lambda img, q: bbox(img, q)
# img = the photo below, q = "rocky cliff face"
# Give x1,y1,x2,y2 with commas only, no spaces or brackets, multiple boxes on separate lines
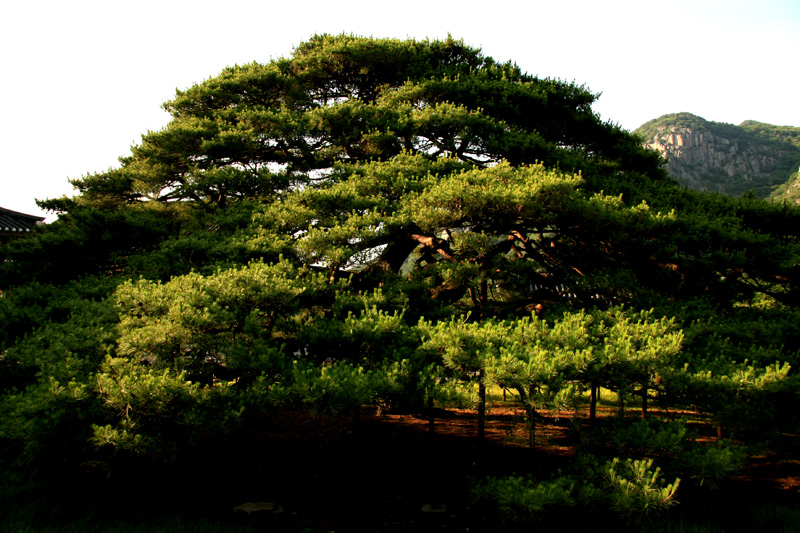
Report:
635,113,800,199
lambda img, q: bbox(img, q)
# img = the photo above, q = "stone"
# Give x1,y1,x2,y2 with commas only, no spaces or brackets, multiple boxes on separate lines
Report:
421,503,447,513
233,502,281,514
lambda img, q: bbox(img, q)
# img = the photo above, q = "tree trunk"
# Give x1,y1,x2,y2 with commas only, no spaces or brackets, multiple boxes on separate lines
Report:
428,395,435,436
527,409,536,448
477,369,486,441
477,257,488,441
589,382,598,425
380,236,423,273
523,386,537,448
353,404,361,434
479,278,488,320
641,386,648,419
427,394,436,506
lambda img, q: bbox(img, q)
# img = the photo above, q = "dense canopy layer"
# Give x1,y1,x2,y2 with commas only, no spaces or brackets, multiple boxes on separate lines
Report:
2,38,800,519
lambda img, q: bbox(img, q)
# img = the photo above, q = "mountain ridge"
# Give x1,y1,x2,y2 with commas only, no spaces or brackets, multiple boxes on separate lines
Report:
635,112,800,201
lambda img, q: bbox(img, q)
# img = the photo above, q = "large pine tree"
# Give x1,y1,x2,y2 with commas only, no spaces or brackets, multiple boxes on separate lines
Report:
1,37,799,506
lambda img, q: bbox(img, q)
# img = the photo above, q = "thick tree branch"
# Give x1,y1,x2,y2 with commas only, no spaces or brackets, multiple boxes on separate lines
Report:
410,233,456,262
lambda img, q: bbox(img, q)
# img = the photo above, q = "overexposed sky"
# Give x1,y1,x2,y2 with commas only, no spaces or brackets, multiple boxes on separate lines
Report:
2,0,798,219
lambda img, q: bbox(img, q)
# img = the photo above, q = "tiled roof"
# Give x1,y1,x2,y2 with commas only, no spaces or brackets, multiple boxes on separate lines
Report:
0,207,45,233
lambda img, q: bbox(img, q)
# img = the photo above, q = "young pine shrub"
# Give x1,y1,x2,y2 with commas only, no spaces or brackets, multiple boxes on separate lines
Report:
673,441,746,490
472,475,577,524
601,457,681,523
473,457,680,527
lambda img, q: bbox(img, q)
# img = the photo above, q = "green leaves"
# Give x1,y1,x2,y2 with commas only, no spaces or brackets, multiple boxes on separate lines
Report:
2,35,800,509
601,458,680,521
473,475,577,523
287,360,376,414
474,458,680,525
62,32,667,218
404,162,583,232
115,259,317,373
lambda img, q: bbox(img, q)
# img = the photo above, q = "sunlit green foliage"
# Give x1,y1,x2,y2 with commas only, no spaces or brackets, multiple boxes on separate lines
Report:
474,457,680,525
1,34,800,529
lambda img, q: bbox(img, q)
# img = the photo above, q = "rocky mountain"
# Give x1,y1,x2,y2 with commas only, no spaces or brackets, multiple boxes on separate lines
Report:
635,113,800,201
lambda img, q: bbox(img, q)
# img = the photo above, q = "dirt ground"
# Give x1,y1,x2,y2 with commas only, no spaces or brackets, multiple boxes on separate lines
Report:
69,402,800,532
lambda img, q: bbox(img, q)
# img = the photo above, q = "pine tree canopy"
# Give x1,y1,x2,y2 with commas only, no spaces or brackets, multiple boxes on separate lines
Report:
13,34,799,308
2,35,800,478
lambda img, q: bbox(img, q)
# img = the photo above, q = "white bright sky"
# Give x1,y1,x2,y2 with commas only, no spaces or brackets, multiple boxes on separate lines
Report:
2,0,798,220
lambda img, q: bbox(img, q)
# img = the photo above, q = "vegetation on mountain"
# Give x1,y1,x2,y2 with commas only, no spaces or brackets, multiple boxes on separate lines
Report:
740,120,800,149
635,112,800,199
2,35,800,530
746,118,800,201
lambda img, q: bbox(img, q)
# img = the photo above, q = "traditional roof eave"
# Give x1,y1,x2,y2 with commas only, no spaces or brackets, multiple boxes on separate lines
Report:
0,206,45,234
